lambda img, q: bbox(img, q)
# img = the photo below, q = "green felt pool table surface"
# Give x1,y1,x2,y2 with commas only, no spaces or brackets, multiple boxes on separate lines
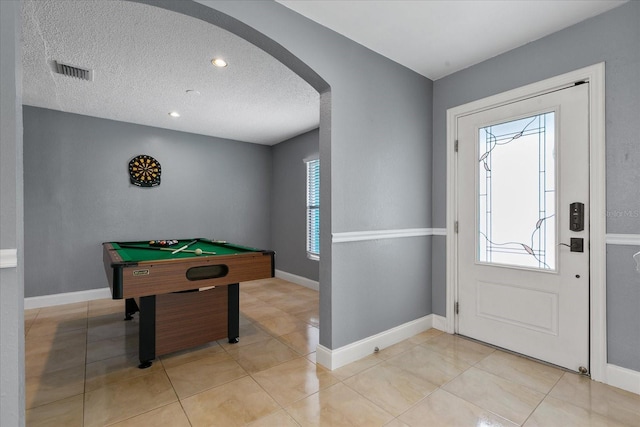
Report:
110,238,263,262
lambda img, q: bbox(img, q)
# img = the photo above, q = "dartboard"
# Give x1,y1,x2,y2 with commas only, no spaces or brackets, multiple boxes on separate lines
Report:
129,155,161,187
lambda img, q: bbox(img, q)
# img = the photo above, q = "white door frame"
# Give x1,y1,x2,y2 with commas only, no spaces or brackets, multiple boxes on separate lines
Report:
445,63,606,382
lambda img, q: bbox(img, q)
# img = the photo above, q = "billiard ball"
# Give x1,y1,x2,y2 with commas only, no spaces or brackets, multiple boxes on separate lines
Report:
194,248,203,255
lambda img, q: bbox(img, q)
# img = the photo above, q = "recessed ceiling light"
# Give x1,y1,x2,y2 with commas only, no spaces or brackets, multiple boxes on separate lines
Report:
169,111,180,118
211,58,228,68
185,89,201,95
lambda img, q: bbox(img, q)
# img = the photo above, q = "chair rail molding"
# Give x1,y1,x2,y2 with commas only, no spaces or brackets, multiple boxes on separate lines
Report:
0,249,17,269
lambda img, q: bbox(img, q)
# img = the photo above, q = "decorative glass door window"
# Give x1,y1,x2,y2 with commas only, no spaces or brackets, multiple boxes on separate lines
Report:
478,112,556,270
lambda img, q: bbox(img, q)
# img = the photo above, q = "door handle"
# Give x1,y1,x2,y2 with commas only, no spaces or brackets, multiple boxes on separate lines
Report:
560,238,584,253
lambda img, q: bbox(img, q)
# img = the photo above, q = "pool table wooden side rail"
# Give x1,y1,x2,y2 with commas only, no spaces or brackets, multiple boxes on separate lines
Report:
102,242,275,298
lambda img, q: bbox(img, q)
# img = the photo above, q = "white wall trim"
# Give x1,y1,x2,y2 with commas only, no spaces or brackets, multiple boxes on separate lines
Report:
604,363,640,395
0,249,17,269
275,269,319,292
430,228,447,236
431,314,448,332
332,228,446,243
315,344,334,370
606,234,640,246
446,63,608,381
316,314,434,370
587,62,608,384
24,287,112,309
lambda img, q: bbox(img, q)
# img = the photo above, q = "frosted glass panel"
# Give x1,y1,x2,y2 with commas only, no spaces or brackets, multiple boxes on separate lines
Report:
478,112,556,270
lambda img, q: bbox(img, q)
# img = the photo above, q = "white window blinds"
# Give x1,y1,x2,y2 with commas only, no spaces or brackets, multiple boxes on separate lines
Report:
306,159,320,260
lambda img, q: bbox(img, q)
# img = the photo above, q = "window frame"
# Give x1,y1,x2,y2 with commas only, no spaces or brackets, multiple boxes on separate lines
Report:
305,157,320,261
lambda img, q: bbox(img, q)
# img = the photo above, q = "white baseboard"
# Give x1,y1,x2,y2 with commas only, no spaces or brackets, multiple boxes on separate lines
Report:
24,287,112,309
316,314,434,370
431,314,448,332
275,269,319,292
605,363,640,395
29,285,638,396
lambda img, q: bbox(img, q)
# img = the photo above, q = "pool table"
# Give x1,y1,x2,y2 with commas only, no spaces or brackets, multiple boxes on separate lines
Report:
102,238,275,368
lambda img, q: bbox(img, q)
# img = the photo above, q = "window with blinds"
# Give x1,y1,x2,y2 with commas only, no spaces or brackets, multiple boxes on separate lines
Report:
306,158,320,260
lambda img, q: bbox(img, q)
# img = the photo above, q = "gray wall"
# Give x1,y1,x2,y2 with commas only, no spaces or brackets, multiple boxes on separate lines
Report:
23,106,272,297
607,245,640,372
0,1,25,425
191,0,434,348
271,129,319,282
431,1,640,371
24,0,435,351
4,0,638,418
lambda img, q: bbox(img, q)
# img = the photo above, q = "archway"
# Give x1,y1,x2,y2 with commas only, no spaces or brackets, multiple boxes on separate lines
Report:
127,0,333,352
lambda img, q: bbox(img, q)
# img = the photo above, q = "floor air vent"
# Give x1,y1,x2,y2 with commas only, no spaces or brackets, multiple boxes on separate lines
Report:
54,61,93,81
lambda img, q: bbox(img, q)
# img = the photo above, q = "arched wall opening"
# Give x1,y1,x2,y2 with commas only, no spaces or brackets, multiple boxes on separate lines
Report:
129,0,436,358
128,0,335,350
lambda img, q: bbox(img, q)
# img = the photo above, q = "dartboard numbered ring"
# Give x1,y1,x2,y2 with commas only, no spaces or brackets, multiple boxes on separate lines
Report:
129,155,161,187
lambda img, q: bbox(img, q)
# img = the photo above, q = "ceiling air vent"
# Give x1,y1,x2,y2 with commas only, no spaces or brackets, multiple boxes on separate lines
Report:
54,61,93,81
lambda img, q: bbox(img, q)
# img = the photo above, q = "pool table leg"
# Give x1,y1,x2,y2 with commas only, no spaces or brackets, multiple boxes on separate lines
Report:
138,295,156,369
124,298,139,321
228,283,239,343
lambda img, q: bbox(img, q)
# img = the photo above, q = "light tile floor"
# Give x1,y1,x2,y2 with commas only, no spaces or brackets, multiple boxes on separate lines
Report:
25,278,640,426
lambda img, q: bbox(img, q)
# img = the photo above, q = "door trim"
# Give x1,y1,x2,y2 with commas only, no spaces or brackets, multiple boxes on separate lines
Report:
445,63,606,381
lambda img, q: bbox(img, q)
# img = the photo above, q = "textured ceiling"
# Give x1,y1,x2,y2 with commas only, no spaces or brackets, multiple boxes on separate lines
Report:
22,1,626,145
21,0,320,145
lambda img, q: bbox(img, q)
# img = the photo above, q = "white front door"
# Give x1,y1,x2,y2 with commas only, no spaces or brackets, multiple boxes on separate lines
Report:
456,83,590,372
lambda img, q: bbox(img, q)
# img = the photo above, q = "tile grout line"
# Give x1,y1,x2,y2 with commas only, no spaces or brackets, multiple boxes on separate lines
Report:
517,373,566,427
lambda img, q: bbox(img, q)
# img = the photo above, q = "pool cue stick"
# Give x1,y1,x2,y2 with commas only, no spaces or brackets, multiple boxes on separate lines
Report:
160,247,216,255
167,248,216,255
118,244,165,251
171,239,198,254
118,244,216,255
